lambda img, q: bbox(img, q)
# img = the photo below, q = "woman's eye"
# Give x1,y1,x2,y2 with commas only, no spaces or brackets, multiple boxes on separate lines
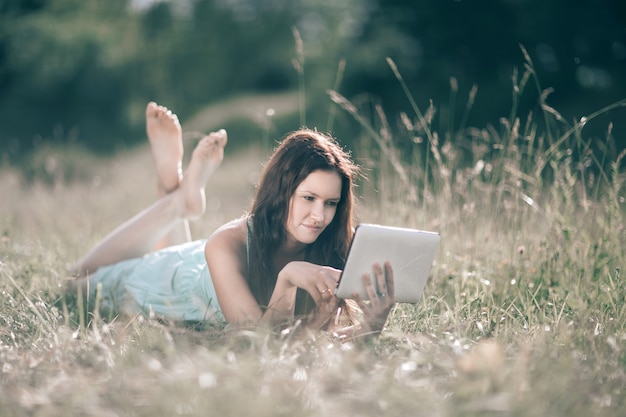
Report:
304,196,315,201
326,201,338,207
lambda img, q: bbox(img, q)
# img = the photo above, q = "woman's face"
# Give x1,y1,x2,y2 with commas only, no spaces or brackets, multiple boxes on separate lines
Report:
285,169,342,246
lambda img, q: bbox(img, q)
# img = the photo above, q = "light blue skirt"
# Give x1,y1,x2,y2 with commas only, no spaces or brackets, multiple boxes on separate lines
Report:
88,240,224,322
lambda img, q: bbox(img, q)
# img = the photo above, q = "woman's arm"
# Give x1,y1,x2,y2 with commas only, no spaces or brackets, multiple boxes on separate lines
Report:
205,218,341,327
263,261,341,325
205,219,263,326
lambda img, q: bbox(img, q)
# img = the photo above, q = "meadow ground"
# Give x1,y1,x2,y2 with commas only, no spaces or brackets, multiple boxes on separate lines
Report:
1,89,625,416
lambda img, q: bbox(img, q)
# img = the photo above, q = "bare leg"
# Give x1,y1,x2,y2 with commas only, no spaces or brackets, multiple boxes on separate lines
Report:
146,102,191,248
69,130,228,277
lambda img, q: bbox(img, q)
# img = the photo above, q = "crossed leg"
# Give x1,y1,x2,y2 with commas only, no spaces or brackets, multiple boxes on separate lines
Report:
69,128,228,278
145,102,190,248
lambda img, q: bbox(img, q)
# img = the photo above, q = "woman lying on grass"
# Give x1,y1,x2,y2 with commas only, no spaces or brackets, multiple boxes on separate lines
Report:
68,102,394,340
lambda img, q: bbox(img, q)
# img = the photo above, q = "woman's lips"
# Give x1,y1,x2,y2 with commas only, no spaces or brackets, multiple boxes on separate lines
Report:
302,224,321,233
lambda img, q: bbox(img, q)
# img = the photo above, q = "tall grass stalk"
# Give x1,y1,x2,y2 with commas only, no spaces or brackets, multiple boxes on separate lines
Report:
292,26,306,127
326,58,346,133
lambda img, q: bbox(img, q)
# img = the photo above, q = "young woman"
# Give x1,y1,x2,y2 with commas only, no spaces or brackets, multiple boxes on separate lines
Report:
69,102,394,339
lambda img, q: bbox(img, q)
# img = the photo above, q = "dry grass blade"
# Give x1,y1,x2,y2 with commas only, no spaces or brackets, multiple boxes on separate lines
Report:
4,268,59,345
544,98,626,160
327,89,410,186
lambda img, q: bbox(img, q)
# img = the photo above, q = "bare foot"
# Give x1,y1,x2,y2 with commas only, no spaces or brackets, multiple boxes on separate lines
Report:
146,102,184,194
179,130,228,219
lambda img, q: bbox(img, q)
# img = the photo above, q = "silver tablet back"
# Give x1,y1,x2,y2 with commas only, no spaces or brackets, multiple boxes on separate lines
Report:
334,224,440,303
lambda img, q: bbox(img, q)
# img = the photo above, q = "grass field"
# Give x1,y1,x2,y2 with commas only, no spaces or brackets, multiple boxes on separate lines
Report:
1,68,625,415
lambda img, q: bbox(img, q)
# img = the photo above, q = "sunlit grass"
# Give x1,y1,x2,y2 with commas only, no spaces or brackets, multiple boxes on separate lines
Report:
1,55,625,415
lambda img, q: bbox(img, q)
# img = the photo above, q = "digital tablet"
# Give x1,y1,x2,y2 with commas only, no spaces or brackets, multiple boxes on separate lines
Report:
334,224,440,303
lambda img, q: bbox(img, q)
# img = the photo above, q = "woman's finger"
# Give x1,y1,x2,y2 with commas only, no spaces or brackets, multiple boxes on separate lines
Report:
304,266,339,306
315,283,340,312
304,284,325,306
319,287,333,295
352,291,368,311
374,262,388,299
312,295,339,327
319,287,334,301
362,272,379,305
320,267,340,292
384,261,395,301
318,268,338,304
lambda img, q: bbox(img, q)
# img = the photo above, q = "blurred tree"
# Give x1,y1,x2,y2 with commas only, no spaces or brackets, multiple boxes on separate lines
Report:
0,0,624,162
329,0,626,150
0,0,304,158
0,0,140,154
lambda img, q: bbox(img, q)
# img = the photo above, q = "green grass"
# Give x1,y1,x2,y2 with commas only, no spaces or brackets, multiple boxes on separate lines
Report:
1,59,625,415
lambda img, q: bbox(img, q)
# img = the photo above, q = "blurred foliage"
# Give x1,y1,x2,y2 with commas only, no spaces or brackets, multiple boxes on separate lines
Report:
0,0,625,162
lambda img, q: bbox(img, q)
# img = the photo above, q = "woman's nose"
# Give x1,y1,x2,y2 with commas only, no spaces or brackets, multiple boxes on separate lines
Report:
310,202,324,222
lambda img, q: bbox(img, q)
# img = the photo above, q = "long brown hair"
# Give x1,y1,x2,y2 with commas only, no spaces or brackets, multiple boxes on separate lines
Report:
247,129,359,311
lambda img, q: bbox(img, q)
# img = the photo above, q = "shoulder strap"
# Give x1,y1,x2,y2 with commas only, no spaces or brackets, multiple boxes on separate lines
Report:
246,216,253,271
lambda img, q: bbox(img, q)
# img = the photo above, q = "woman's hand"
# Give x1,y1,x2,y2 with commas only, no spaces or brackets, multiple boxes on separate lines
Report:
278,261,341,306
264,261,341,325
352,261,395,336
